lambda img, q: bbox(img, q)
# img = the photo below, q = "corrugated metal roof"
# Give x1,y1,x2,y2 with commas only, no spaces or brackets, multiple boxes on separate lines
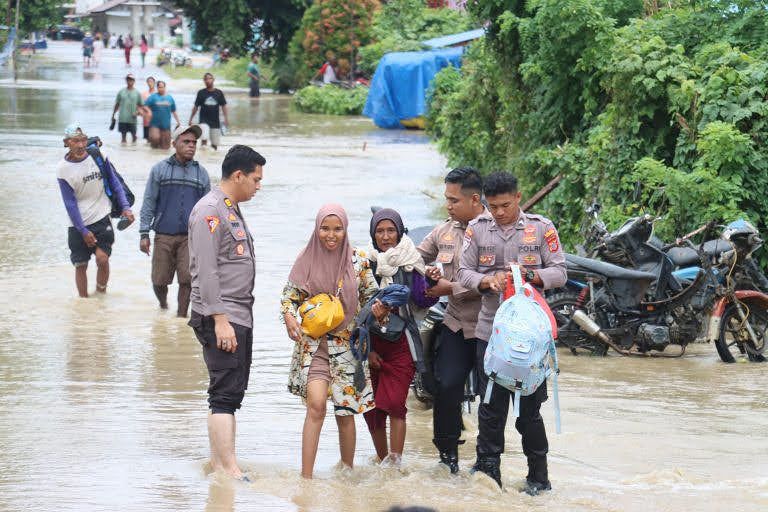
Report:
88,0,128,13
422,28,485,49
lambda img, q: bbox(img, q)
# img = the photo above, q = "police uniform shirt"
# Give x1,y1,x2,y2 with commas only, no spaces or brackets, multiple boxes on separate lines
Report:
417,213,487,340
457,210,567,342
188,188,255,328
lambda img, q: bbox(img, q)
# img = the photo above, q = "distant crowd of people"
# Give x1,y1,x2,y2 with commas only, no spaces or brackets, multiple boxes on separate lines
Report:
111,72,227,150
82,32,149,68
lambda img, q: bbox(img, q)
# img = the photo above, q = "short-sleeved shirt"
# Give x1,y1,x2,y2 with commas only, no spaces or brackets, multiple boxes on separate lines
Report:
115,88,143,124
247,62,260,79
189,188,255,328
56,150,113,226
417,212,487,340
145,93,176,130
194,88,227,128
457,210,567,342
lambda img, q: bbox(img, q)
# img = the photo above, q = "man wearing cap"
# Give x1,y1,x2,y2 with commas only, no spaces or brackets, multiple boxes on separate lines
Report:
188,144,266,480
56,123,134,297
139,125,210,317
112,74,144,144
145,81,181,150
189,73,228,150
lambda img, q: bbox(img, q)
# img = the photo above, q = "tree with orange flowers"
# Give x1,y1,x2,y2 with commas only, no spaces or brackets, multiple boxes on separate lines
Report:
289,0,381,84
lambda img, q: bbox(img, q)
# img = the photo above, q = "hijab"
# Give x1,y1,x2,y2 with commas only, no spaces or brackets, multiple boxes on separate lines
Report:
288,204,359,323
369,208,405,251
368,208,426,287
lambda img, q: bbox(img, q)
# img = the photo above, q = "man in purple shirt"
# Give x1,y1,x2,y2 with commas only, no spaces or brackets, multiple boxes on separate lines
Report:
56,123,134,297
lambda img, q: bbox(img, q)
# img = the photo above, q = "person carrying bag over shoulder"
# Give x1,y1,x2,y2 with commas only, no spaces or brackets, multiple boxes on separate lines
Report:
280,204,386,479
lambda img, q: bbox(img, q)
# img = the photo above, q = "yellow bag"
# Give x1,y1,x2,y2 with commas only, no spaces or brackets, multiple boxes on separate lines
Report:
298,293,345,339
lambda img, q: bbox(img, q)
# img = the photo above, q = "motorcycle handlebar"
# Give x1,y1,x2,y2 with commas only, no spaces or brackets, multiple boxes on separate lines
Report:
661,220,718,251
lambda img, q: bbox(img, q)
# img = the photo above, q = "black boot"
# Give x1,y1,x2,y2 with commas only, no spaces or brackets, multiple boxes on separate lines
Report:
470,456,502,488
439,448,459,474
523,456,551,496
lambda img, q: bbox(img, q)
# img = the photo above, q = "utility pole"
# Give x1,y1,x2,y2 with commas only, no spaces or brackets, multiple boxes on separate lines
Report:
13,0,19,82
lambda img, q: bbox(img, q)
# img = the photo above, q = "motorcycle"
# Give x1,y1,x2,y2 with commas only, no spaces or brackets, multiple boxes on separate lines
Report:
578,203,768,293
550,215,768,362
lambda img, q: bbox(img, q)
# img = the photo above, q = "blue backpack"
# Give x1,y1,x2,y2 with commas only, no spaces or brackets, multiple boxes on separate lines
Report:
483,265,561,433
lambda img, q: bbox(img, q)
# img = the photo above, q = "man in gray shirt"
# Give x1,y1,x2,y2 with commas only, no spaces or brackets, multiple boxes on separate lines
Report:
187,145,266,481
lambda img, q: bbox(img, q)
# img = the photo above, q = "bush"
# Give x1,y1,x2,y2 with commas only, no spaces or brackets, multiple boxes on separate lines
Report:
358,0,475,75
293,84,369,115
288,0,380,85
427,1,768,268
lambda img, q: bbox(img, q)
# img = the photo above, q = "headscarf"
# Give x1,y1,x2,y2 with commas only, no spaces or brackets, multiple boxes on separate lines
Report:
368,208,426,287
288,204,359,324
369,208,405,251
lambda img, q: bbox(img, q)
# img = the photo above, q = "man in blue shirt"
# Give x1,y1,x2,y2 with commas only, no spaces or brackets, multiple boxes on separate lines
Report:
140,125,210,316
145,81,181,150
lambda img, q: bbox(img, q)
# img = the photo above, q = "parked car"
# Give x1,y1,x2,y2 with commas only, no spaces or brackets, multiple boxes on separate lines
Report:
48,25,84,41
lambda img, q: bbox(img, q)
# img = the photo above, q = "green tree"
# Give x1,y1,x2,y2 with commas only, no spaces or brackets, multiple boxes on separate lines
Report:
288,0,381,85
174,0,309,57
427,0,768,266
357,0,474,75
8,0,61,34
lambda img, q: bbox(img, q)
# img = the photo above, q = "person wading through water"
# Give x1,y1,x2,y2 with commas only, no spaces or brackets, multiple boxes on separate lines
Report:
282,205,387,478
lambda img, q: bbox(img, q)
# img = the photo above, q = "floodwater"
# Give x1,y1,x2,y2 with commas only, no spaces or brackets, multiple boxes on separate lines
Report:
0,42,766,512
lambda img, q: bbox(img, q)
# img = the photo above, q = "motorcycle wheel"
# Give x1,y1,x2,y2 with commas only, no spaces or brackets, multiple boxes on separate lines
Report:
716,299,768,363
549,291,608,356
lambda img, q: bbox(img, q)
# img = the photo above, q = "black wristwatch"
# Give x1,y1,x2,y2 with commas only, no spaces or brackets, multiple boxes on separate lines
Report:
524,269,536,281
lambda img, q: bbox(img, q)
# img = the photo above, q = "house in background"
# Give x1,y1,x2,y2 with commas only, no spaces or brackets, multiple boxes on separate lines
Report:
86,0,182,46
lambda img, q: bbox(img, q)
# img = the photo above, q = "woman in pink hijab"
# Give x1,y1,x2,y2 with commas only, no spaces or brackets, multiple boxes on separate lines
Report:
281,204,385,478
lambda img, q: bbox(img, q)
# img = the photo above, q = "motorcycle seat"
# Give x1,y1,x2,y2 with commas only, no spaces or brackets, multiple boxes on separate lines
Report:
666,240,731,267
566,253,657,280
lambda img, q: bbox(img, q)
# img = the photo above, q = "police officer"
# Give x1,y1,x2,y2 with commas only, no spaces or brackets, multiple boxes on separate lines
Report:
457,171,566,494
416,167,487,473
188,144,266,480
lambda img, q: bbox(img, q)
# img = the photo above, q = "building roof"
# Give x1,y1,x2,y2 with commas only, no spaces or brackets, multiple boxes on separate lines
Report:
88,0,127,13
422,28,485,49
88,0,163,14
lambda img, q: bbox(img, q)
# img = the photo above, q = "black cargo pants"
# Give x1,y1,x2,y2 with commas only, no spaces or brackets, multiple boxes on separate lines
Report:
475,339,549,462
432,325,479,451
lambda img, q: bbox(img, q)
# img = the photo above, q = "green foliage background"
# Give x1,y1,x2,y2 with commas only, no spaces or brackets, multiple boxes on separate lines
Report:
287,0,381,86
8,0,62,34
357,0,475,76
293,85,369,115
427,0,768,263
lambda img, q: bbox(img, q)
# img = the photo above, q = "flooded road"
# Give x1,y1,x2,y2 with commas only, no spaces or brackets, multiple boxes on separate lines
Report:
0,42,766,512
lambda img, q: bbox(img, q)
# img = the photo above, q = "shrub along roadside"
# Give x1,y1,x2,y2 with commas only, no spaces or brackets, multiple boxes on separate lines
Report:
426,1,768,269
293,85,369,115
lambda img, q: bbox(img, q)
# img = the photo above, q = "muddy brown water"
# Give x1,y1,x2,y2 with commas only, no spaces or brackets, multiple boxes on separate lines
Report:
0,42,766,511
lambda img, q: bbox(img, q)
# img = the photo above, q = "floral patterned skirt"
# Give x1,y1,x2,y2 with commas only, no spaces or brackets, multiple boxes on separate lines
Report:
288,333,375,416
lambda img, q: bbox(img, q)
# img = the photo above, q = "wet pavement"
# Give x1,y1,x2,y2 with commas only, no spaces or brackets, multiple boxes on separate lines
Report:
0,41,766,512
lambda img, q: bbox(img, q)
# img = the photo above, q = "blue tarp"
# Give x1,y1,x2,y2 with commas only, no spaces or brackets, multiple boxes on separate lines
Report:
363,47,464,129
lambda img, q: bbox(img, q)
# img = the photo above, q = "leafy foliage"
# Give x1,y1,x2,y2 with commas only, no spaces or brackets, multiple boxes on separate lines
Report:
174,0,309,57
357,0,474,75
10,0,61,34
288,0,381,85
293,85,369,115
427,1,768,266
